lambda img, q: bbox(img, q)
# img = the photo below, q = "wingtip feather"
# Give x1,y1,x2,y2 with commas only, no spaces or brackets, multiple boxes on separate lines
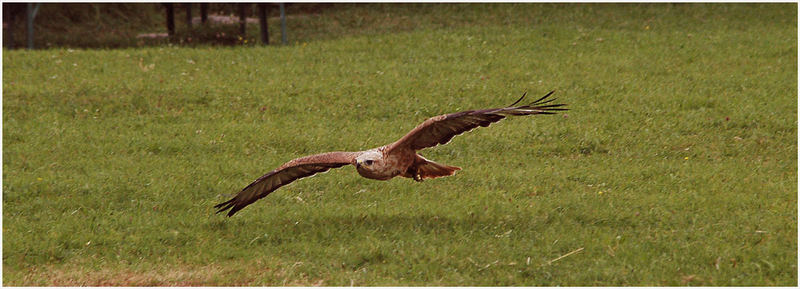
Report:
509,91,528,107
214,199,234,213
529,90,556,106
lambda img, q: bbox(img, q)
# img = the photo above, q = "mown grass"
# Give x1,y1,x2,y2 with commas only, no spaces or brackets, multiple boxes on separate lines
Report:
3,3,797,286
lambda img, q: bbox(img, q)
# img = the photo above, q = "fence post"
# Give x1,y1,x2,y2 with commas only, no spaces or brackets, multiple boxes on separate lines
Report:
165,3,175,38
200,3,208,24
6,7,16,49
280,3,287,45
258,4,269,45
26,3,40,49
185,3,192,30
238,3,246,36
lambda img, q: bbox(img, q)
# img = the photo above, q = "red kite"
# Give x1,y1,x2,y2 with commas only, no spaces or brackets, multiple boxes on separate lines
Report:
215,91,567,216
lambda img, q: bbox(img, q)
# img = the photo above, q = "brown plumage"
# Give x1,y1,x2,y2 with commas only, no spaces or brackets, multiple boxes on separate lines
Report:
215,91,567,216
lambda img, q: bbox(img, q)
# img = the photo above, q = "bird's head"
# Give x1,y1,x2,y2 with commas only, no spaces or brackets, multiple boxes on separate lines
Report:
355,151,382,170
354,150,393,180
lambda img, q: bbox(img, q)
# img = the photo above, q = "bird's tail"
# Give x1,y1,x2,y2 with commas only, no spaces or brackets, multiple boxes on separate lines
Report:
411,155,461,181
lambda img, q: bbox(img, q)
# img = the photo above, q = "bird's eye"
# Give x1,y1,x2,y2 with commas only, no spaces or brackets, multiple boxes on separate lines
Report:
364,160,374,166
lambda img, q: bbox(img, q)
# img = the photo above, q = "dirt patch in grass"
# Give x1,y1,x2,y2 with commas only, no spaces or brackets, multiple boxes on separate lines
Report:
16,264,236,286
10,260,330,286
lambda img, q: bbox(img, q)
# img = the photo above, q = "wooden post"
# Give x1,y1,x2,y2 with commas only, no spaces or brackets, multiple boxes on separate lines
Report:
165,3,175,37
26,3,40,49
238,3,246,36
185,3,192,30
26,3,32,49
200,3,208,24
5,7,16,49
258,4,269,45
280,3,287,45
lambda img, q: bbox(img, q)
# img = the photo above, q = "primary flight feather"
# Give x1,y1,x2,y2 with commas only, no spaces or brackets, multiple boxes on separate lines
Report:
215,91,567,216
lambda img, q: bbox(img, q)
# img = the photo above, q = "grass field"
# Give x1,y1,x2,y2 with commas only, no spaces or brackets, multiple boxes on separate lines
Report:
3,3,797,286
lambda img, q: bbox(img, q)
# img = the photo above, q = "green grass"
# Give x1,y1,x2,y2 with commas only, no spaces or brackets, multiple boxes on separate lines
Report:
3,3,797,286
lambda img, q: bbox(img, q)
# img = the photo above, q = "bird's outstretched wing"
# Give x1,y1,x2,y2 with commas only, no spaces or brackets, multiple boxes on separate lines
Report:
387,91,567,152
214,151,359,217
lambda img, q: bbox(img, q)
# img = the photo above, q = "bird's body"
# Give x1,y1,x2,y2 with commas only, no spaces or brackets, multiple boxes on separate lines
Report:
215,91,567,216
352,146,459,181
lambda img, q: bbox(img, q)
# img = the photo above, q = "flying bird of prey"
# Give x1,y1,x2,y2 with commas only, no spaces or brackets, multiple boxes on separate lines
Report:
215,91,567,216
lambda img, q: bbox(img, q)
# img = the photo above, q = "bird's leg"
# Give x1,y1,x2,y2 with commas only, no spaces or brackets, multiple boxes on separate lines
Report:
410,167,424,182
406,165,424,182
